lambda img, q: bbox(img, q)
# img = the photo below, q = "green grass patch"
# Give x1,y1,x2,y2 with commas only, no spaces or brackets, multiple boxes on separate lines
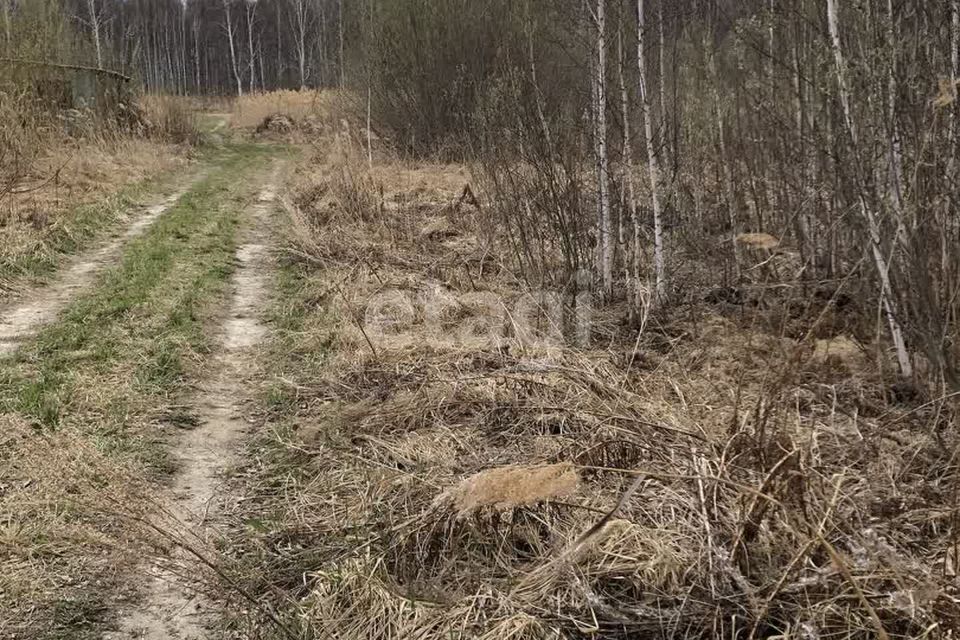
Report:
260,256,335,419
0,145,253,293
0,143,280,469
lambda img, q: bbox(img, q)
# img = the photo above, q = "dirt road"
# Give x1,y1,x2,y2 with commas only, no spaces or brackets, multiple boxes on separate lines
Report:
106,162,283,639
0,177,202,357
0,143,289,640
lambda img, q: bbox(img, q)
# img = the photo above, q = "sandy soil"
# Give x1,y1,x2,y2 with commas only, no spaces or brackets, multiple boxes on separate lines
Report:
104,163,283,639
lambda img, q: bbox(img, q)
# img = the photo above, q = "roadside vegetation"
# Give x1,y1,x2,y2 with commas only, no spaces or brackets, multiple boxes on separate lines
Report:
0,1,205,301
213,100,960,639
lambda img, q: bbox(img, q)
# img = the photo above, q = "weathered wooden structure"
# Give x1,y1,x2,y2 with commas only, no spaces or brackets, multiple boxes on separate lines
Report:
0,58,133,115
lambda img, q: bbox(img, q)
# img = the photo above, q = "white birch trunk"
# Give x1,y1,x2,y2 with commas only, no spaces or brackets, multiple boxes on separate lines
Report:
275,7,283,86
657,4,668,167
366,0,374,166
224,0,244,97
290,0,308,89
193,18,201,91
950,0,958,171
593,0,613,297
826,0,912,377
247,1,257,94
2,0,10,56
885,0,905,219
617,17,639,310
637,0,665,300
793,31,812,258
339,0,346,88
87,0,103,69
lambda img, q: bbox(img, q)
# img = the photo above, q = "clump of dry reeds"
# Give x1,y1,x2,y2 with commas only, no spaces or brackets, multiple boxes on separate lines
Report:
137,94,201,144
222,117,960,640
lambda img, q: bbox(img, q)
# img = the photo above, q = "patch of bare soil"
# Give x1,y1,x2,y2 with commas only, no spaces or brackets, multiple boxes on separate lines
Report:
0,175,202,357
105,163,282,639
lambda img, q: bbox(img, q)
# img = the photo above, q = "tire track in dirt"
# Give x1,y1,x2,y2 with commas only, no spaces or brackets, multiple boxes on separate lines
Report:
0,176,203,357
106,161,283,639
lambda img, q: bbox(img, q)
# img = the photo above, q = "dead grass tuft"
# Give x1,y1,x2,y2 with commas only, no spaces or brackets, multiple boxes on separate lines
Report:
736,232,780,250
0,415,160,638
436,462,579,517
0,136,187,297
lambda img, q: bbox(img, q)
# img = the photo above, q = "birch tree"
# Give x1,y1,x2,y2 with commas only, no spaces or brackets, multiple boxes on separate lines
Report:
288,0,310,89
2,0,10,56
338,0,346,88
591,0,613,297
246,0,258,93
950,0,958,171
224,0,244,96
636,0,665,300
616,10,640,312
87,0,103,68
826,0,912,377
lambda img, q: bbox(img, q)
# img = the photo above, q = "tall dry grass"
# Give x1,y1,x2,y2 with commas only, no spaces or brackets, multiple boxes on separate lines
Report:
215,119,960,639
231,89,343,129
138,94,202,144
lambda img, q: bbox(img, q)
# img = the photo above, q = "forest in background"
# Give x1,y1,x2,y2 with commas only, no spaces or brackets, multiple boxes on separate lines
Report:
2,0,350,94
351,0,960,394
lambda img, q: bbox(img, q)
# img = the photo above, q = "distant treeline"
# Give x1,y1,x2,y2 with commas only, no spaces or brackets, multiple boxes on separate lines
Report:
2,0,352,95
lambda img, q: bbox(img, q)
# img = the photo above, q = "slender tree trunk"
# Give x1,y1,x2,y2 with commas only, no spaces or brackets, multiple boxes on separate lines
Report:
87,0,103,69
247,1,257,94
193,17,201,93
276,5,283,89
826,0,912,377
657,2,668,167
616,9,640,313
179,5,188,94
593,0,613,297
885,0,905,220
259,43,265,93
292,0,307,90
637,0,666,300
763,0,777,225
706,37,740,281
793,22,812,265
224,0,243,97
338,0,346,88
318,5,327,86
616,22,627,251
952,0,959,157
3,0,12,56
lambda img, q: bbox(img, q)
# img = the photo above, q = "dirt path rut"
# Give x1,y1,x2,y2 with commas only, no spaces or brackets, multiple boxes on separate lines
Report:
0,177,201,357
106,163,282,639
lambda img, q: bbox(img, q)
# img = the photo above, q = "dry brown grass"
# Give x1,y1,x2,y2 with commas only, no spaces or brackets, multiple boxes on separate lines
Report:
231,89,343,130
437,462,580,517
0,134,187,296
137,95,201,144
0,415,162,638
218,114,960,640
